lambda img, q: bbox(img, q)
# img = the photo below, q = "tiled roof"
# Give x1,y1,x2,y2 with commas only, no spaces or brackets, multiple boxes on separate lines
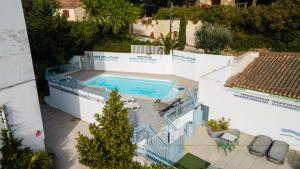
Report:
58,0,81,8
225,52,300,100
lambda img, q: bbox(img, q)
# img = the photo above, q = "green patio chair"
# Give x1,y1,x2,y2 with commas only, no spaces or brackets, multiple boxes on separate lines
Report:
217,139,232,155
230,129,240,146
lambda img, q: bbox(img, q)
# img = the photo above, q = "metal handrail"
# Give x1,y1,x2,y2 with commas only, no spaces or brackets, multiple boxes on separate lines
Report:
45,62,110,100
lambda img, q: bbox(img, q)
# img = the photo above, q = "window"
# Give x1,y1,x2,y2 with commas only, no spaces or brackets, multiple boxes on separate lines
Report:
62,9,69,18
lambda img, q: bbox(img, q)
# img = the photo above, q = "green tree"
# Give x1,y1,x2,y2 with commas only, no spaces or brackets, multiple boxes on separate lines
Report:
159,32,178,54
76,90,136,168
82,0,141,34
22,0,75,94
0,129,53,169
195,24,232,54
178,15,187,50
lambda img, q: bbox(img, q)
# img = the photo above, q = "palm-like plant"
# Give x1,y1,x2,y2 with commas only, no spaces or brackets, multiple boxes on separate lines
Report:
159,32,178,54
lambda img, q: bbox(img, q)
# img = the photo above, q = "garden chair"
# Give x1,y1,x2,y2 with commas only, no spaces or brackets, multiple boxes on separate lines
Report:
230,129,240,147
217,139,232,155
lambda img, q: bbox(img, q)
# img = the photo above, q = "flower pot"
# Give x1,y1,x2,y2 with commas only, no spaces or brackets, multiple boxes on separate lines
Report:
207,128,227,138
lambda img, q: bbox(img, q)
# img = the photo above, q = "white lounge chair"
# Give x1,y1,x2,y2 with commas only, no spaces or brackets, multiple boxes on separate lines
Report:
124,102,140,112
121,96,136,104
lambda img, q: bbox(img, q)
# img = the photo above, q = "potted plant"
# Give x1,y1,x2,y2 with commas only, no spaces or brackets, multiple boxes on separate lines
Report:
207,117,230,138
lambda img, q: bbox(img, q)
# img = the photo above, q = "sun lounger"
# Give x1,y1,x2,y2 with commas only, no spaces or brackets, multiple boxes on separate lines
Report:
121,96,136,104
248,135,272,156
124,102,140,111
153,98,182,115
267,140,289,164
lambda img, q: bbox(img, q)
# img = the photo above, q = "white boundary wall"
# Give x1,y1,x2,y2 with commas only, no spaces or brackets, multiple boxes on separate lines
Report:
86,51,173,74
86,50,234,81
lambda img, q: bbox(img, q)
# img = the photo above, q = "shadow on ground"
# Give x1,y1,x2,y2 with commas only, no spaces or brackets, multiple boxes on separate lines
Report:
41,104,90,169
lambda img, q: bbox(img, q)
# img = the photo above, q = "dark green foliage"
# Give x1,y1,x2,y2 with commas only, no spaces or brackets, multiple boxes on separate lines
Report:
22,0,76,95
76,90,136,168
196,24,232,54
230,32,269,51
82,0,141,33
201,6,239,26
94,37,159,53
178,15,187,50
153,6,203,23
0,129,53,169
154,3,300,52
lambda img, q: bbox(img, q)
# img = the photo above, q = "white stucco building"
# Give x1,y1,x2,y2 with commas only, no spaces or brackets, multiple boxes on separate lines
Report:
0,0,45,150
198,52,300,151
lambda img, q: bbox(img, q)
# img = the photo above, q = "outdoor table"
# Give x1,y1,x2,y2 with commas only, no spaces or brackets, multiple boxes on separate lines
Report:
221,133,238,149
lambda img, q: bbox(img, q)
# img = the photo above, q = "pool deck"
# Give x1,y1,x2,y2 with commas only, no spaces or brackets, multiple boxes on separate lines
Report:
185,126,300,169
68,70,198,132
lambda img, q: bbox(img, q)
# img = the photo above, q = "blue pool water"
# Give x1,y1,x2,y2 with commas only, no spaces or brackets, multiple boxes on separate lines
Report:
84,75,180,100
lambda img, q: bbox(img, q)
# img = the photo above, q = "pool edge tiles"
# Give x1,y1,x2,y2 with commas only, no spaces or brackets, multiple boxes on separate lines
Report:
83,75,183,100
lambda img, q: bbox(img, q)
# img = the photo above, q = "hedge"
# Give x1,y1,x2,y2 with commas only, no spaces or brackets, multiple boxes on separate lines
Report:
153,2,300,52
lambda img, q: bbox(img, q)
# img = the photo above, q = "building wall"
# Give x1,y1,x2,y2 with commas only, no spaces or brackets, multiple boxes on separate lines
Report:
132,20,202,46
198,69,300,151
0,81,45,150
0,0,45,150
46,85,104,123
73,6,85,21
58,6,85,21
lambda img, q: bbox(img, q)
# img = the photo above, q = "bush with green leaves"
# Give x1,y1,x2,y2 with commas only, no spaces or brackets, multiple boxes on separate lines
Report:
207,117,230,132
195,24,232,54
178,15,187,50
153,6,203,23
93,37,159,53
0,129,53,169
159,32,178,54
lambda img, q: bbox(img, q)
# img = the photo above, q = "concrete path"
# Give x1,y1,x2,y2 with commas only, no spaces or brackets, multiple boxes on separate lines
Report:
41,104,90,169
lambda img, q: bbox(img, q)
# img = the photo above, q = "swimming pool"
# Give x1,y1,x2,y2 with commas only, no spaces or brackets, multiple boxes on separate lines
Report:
84,75,180,100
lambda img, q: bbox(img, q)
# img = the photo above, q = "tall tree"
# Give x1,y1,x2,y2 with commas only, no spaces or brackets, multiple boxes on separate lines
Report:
82,0,141,34
76,90,136,168
22,0,75,93
178,15,187,50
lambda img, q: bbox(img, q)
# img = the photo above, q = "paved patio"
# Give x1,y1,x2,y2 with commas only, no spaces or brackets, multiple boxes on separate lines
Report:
185,126,300,169
41,104,89,169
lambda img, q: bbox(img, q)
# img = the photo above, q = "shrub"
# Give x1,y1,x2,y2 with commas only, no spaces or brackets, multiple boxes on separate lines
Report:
153,6,202,23
178,15,187,50
195,24,232,54
0,129,53,169
208,117,230,132
150,32,155,39
159,32,178,54
230,32,269,51
93,37,158,52
201,6,239,26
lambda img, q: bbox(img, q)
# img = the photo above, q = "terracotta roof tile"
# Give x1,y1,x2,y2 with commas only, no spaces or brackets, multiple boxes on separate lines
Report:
58,0,81,8
225,52,300,100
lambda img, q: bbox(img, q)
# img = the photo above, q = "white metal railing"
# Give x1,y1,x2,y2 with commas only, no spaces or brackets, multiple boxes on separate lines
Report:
131,45,165,55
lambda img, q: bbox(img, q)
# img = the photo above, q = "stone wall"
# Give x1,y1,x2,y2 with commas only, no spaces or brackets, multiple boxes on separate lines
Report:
132,19,202,47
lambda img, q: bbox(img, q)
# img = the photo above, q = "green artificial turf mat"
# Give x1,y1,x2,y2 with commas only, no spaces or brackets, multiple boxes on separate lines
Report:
174,153,211,169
